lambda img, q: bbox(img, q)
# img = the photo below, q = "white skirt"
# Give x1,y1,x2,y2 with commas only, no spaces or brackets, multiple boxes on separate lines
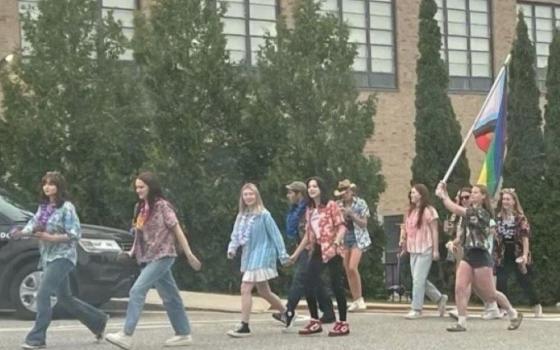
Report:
242,268,278,282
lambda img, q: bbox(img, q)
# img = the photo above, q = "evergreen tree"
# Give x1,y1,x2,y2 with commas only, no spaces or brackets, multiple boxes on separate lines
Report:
132,0,248,292
537,28,560,303
0,0,146,226
411,0,470,198
411,0,470,294
251,0,386,296
502,11,545,218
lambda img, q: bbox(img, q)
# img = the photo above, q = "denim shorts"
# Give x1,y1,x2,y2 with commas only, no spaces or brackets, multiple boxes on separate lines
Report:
344,230,357,248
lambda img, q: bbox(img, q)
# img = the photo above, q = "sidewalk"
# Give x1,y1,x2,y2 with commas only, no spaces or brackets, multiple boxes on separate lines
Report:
135,290,547,315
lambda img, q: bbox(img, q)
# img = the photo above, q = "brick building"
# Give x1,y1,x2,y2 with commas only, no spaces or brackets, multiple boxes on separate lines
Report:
1,0,558,218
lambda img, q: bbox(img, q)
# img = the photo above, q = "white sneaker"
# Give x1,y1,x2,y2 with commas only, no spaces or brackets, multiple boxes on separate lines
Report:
481,307,503,320
106,331,133,350
448,309,458,320
21,344,46,350
533,304,543,318
405,310,422,319
437,295,448,317
348,297,366,312
164,335,192,347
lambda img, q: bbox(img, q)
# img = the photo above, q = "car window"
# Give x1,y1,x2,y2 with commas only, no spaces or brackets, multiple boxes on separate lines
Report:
0,192,32,223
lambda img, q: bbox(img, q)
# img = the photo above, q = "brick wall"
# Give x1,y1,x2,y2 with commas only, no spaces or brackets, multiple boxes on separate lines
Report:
1,0,558,216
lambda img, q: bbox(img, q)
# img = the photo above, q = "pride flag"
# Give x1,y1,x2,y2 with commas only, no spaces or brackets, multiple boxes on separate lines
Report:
474,67,508,196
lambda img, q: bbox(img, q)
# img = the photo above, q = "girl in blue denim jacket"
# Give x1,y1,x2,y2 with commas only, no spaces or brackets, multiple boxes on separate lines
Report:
226,183,290,338
17,171,108,350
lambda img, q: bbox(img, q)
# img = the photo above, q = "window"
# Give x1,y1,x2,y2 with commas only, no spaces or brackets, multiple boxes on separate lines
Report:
319,0,396,89
18,0,138,60
436,0,492,91
518,2,559,90
220,0,277,65
101,0,137,60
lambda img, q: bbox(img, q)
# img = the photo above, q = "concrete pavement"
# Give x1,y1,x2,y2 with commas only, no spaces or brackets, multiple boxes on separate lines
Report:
135,290,552,315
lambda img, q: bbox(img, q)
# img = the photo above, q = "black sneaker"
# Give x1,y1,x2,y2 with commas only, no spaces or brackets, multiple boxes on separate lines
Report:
272,312,284,324
281,310,296,330
95,313,110,343
226,323,251,338
320,314,336,324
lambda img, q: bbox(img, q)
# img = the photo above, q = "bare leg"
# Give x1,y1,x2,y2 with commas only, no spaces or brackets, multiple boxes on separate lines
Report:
240,282,255,323
344,248,363,300
256,281,285,312
472,267,514,312
455,261,474,318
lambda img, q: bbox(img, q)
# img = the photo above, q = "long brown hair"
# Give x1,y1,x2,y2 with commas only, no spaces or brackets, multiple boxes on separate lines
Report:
408,184,431,228
40,171,69,208
134,171,170,222
472,184,494,219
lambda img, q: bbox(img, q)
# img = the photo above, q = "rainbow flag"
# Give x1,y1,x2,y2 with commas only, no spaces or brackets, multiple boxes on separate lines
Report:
474,67,508,196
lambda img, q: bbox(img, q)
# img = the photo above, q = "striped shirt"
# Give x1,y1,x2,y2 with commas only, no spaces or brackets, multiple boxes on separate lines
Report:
228,210,289,272
404,206,438,254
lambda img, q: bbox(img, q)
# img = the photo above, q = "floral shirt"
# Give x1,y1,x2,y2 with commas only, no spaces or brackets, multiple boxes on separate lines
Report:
21,201,81,269
493,213,531,267
460,207,495,252
337,196,372,250
305,200,346,263
131,199,179,264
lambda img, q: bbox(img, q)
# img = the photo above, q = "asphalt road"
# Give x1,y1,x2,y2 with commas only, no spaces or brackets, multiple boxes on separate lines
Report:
1,308,559,350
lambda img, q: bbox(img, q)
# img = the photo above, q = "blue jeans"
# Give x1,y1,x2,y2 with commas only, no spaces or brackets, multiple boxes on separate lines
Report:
124,257,190,336
410,251,443,311
26,258,107,346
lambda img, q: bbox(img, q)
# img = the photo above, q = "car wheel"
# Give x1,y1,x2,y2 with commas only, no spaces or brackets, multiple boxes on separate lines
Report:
10,262,57,320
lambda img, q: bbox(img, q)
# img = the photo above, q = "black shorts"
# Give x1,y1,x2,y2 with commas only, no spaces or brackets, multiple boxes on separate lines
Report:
462,248,493,269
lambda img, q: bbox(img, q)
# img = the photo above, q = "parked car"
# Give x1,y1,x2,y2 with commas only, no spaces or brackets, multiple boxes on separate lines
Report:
0,189,139,319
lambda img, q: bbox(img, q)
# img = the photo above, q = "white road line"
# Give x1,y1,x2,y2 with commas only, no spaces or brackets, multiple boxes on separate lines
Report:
0,318,278,333
1,312,558,333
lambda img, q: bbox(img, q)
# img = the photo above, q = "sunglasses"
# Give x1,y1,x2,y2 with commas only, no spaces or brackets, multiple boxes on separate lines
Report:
460,195,470,200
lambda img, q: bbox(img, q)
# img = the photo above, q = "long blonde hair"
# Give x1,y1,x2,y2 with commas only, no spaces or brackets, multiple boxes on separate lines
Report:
496,188,525,217
238,183,265,214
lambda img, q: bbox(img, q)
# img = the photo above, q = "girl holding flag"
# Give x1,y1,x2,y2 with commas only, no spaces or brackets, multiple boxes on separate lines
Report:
435,182,523,332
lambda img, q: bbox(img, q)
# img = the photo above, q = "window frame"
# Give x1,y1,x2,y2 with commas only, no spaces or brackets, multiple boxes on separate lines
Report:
321,0,397,89
518,1,560,91
438,0,494,92
18,0,140,60
220,0,280,66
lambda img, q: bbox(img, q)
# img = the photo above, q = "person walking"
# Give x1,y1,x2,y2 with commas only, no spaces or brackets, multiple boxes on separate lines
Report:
16,171,109,350
436,182,523,332
273,181,335,330
494,188,543,318
290,177,349,336
400,184,448,319
335,179,372,312
106,171,201,349
226,183,291,338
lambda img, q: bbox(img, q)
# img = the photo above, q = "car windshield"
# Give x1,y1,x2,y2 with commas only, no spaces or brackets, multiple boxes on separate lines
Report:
0,191,33,222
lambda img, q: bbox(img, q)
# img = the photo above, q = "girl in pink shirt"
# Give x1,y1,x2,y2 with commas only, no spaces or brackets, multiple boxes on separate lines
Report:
399,184,447,319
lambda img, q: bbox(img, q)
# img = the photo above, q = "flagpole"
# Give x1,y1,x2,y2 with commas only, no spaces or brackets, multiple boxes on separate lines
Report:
442,53,512,184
